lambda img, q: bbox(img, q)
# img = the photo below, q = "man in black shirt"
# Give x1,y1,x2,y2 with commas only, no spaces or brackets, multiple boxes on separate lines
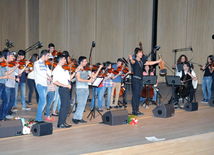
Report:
129,48,162,116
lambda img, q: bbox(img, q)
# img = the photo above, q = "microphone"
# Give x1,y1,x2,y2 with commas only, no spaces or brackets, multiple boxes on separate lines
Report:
212,34,214,40
92,41,96,48
190,46,193,52
36,41,43,49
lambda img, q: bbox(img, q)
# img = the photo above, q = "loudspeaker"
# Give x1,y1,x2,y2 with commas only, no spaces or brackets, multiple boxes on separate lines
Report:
208,97,214,107
152,104,175,118
102,109,128,125
184,102,198,111
0,120,23,138
31,122,53,136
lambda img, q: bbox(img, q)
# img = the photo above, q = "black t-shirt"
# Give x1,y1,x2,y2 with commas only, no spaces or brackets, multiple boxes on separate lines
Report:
204,67,212,76
131,59,146,79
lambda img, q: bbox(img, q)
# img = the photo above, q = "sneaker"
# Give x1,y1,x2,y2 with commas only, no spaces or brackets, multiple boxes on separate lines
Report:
6,115,14,119
22,106,31,110
201,99,208,103
12,107,18,112
45,116,55,121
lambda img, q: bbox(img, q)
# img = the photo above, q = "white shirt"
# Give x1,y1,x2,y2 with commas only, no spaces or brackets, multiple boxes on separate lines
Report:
53,65,70,85
27,70,35,80
34,59,51,87
176,69,196,78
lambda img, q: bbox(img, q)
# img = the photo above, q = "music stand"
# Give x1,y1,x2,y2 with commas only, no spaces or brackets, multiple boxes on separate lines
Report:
165,76,182,109
140,76,157,106
177,64,183,72
87,77,104,121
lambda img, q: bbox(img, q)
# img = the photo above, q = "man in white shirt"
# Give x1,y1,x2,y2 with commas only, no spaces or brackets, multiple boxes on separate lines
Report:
34,50,52,122
53,55,76,128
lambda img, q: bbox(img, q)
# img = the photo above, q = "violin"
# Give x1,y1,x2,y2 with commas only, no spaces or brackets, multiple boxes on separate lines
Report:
7,61,17,68
62,64,76,72
158,54,167,75
45,60,57,68
52,50,63,56
0,60,8,67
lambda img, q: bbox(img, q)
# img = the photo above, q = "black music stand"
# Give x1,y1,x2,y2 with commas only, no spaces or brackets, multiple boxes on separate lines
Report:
165,76,182,109
140,76,157,106
177,64,183,72
87,77,104,121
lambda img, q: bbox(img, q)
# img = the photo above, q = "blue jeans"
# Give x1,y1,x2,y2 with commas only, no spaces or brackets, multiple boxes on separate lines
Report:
46,91,56,117
52,87,61,112
73,88,89,120
5,87,15,115
36,84,47,121
202,76,213,100
100,86,112,108
28,79,39,103
14,82,26,108
91,87,106,109
0,84,8,119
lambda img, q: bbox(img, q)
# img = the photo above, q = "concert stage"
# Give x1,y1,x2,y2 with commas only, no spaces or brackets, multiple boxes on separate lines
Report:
0,83,214,154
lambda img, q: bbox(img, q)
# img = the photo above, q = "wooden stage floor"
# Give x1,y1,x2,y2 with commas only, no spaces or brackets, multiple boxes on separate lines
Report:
0,83,214,154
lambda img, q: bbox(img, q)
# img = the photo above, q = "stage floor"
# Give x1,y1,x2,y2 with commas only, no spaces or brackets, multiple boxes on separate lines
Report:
0,83,214,154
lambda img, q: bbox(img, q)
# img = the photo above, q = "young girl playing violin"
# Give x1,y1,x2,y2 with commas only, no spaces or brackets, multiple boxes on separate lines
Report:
172,54,188,74
200,55,214,103
27,53,39,106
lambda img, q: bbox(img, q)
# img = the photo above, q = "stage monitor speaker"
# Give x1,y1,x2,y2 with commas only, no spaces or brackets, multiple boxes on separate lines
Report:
0,120,22,138
31,122,53,136
184,102,198,111
208,97,214,107
102,109,128,125
152,104,174,118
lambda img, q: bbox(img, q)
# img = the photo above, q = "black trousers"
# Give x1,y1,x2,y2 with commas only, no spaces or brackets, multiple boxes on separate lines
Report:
58,87,71,125
131,78,143,113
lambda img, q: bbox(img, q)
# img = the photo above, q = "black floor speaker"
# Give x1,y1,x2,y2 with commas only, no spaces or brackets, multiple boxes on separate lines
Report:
152,104,175,118
208,97,214,107
102,109,128,125
184,102,198,111
31,122,53,136
0,120,23,138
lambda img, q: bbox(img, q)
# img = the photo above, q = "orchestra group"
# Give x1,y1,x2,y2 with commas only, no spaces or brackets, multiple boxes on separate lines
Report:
0,43,213,128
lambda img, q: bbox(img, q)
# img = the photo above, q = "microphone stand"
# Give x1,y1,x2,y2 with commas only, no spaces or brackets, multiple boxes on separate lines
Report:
24,41,43,53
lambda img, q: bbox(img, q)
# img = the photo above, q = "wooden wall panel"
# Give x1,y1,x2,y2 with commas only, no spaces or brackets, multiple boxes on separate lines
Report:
39,0,68,52
67,0,96,62
157,0,188,82
96,0,153,64
0,0,26,53
186,0,214,83
27,0,39,58
96,0,125,63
